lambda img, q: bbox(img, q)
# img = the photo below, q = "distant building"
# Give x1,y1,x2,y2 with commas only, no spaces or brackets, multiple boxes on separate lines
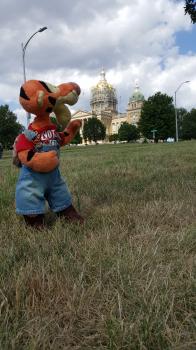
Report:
72,69,145,141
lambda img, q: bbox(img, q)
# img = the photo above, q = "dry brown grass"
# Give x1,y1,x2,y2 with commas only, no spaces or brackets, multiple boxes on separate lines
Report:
0,142,195,349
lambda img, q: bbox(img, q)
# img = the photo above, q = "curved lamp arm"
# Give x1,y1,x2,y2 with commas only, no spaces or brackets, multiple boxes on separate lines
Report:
22,27,47,53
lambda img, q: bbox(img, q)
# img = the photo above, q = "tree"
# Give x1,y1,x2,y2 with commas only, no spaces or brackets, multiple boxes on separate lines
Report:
181,108,196,139
0,105,23,148
83,117,106,143
118,122,140,142
71,131,82,144
176,108,188,139
50,115,63,132
185,0,196,23
109,133,119,142
138,92,175,141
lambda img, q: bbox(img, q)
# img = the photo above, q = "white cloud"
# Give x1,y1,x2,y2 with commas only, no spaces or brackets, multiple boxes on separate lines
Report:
0,0,195,122
13,108,28,127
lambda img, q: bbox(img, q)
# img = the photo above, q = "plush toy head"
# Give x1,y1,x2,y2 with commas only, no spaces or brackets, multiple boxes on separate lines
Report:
19,80,81,128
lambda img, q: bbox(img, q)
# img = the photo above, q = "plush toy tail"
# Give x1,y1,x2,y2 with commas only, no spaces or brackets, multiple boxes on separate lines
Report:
12,136,22,167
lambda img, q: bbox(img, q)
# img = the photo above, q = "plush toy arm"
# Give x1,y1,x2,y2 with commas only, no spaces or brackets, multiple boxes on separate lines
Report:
61,120,82,145
18,150,59,173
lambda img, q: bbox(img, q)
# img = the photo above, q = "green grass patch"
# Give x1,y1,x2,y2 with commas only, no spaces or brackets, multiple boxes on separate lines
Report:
0,142,195,349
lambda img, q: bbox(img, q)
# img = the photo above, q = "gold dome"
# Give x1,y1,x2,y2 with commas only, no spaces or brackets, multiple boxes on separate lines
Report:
90,69,118,114
92,69,114,91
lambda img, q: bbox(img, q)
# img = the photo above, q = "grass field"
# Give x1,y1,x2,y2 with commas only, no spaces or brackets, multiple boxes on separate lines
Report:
0,142,195,349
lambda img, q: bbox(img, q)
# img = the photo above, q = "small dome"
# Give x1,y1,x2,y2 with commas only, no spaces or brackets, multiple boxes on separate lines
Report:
130,81,144,102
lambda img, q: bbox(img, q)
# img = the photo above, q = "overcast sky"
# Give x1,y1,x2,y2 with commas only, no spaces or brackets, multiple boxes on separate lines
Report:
0,0,195,126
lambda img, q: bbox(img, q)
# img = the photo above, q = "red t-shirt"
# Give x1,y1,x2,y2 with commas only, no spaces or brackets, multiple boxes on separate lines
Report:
15,124,64,153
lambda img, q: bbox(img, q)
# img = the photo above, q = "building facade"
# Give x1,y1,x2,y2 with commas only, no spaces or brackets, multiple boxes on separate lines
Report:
72,69,145,141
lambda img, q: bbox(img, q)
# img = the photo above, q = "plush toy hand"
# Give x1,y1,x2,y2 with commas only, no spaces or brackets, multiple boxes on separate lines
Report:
18,150,59,173
62,120,82,145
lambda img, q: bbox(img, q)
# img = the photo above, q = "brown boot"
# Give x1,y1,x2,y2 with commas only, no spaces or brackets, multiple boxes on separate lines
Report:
24,214,45,229
57,205,84,224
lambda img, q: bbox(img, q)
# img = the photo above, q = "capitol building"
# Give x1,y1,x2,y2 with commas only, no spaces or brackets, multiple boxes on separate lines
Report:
72,69,145,141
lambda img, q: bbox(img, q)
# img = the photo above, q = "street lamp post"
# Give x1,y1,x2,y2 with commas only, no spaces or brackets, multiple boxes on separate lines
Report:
174,80,190,142
151,129,157,142
21,27,47,126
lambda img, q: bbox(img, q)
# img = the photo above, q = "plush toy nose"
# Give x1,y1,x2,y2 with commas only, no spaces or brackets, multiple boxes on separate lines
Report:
75,84,81,96
71,83,81,96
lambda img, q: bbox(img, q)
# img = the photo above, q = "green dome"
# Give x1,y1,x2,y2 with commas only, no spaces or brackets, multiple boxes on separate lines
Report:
130,83,144,102
130,91,144,102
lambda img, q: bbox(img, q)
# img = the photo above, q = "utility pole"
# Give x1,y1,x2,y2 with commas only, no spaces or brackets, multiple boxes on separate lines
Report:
21,27,47,126
174,80,190,142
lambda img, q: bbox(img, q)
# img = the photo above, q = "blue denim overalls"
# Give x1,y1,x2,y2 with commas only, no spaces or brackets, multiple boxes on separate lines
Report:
15,132,72,215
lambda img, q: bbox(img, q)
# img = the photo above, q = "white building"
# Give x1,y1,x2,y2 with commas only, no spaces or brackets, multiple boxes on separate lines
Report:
72,69,145,141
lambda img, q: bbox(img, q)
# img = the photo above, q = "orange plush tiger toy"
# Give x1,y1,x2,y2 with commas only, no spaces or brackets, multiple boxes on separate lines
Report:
14,79,83,228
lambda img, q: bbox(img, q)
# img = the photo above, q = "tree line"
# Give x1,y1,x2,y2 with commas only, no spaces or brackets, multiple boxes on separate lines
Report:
0,91,196,147
0,105,23,149
0,1,195,148
110,92,196,143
